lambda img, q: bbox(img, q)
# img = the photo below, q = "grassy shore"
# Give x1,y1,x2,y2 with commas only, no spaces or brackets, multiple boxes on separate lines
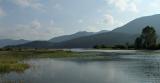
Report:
0,50,104,73
0,57,29,73
0,50,101,58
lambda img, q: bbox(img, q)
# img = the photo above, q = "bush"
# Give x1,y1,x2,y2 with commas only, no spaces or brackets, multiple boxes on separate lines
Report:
93,44,108,49
112,45,126,49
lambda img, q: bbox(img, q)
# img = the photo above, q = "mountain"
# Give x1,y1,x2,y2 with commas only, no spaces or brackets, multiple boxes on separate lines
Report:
51,32,138,48
113,14,160,34
0,39,29,48
10,32,137,48
49,30,108,43
7,41,54,48
49,31,95,43
8,14,160,48
96,30,109,34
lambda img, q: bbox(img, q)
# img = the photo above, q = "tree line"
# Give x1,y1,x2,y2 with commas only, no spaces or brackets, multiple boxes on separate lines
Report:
94,26,159,50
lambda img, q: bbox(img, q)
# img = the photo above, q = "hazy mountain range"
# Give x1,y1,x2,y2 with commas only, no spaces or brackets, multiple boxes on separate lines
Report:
49,30,108,43
2,30,108,48
4,14,160,48
0,39,29,48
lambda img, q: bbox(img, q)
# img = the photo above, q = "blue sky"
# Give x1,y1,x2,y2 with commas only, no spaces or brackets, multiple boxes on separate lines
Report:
0,0,160,40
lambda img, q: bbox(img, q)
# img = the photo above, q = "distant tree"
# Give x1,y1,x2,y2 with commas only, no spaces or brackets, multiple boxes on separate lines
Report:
5,48,12,51
113,45,125,49
141,26,157,49
93,44,108,49
135,37,143,49
18,48,22,51
101,44,107,48
157,43,160,49
125,42,129,49
135,26,157,49
93,45,100,49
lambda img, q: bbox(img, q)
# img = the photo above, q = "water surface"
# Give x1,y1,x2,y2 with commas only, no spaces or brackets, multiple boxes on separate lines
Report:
1,51,160,83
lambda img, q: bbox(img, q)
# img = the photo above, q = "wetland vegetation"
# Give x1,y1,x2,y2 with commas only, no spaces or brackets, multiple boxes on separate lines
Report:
0,49,107,73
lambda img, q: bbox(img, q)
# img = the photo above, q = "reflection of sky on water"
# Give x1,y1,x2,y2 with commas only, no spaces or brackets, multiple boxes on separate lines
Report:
1,55,160,83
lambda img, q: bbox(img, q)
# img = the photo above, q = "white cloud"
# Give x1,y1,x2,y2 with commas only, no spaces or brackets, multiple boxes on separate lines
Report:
13,0,44,11
86,26,100,32
128,3,138,13
108,0,127,11
1,20,64,40
106,0,139,13
86,14,124,32
104,14,123,30
102,14,124,30
31,20,41,29
104,14,114,26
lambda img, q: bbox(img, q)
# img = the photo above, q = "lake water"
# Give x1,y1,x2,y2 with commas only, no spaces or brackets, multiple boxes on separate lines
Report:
1,50,160,83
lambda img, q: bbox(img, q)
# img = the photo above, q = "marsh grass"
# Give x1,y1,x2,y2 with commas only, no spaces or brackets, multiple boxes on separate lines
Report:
0,50,101,58
0,63,29,73
0,52,29,73
0,55,29,73
0,50,105,73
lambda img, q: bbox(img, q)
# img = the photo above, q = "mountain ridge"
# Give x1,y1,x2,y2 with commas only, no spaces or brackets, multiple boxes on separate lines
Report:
0,39,30,48
112,14,160,34
49,30,109,43
6,14,160,48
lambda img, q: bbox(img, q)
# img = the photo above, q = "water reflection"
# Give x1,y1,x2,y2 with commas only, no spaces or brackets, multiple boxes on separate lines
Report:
128,60,160,83
1,55,160,83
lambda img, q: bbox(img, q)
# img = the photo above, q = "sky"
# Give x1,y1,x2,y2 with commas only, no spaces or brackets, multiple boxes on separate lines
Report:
0,0,160,40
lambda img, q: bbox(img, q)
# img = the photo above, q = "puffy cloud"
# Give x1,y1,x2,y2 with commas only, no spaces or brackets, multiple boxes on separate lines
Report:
104,14,123,30
31,20,41,29
108,0,127,11
86,14,123,31
0,20,64,40
85,14,124,32
13,0,44,11
106,0,138,13
104,14,114,26
128,3,138,13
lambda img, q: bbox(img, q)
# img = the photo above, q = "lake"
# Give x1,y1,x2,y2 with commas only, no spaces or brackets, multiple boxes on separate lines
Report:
1,50,160,83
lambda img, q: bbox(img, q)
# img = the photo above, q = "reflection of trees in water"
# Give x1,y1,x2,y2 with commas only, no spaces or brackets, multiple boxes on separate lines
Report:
142,60,160,83
126,60,160,83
